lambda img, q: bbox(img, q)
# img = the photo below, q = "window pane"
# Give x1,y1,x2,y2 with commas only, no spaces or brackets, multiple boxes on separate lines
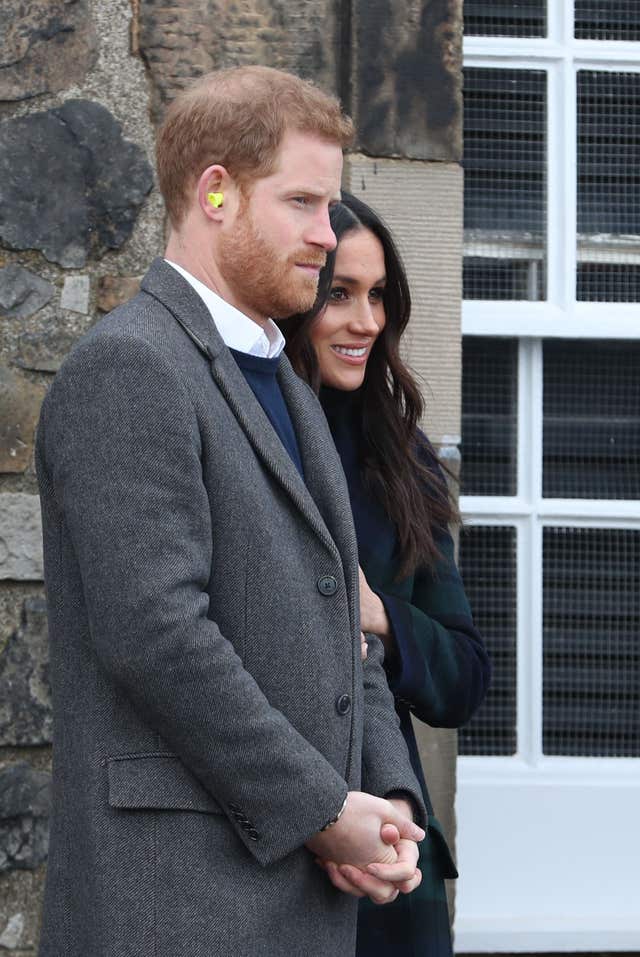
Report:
461,336,518,496
543,340,640,499
464,0,546,37
543,527,640,757
464,68,547,301
578,263,640,301
575,2,640,41
458,525,518,756
577,71,640,302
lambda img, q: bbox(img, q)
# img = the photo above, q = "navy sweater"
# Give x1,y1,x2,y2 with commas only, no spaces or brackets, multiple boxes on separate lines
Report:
230,350,304,480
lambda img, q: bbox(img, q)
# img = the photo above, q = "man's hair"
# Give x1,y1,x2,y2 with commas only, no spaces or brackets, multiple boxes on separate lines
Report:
156,66,354,227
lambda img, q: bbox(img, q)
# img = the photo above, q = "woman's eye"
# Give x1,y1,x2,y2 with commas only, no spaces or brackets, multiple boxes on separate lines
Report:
369,287,384,302
329,287,348,302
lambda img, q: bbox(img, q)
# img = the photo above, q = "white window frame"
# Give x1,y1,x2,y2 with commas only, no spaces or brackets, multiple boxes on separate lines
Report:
456,10,640,950
461,338,640,769
456,338,640,952
462,6,640,339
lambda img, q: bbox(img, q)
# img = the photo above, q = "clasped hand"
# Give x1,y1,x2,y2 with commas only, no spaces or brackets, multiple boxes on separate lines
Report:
306,793,424,905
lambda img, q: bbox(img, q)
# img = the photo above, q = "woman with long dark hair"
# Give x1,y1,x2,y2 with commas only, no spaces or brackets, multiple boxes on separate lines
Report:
279,192,490,957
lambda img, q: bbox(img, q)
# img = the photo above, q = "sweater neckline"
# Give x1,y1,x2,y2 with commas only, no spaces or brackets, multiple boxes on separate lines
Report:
229,348,281,375
319,385,361,422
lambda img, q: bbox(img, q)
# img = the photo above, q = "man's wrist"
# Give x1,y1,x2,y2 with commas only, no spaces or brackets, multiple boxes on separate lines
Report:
320,792,348,831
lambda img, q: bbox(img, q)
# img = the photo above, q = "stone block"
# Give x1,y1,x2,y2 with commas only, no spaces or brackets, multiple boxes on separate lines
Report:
0,495,43,581
344,156,463,441
0,764,51,873
0,911,24,949
137,0,339,120
0,867,45,953
137,0,460,157
0,598,52,747
60,276,90,314
0,101,154,268
14,328,77,374
0,367,43,474
0,0,97,102
97,275,142,313
352,0,462,161
0,266,54,320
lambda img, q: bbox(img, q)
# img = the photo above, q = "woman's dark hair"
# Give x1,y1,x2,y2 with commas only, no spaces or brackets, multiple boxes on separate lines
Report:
279,191,457,577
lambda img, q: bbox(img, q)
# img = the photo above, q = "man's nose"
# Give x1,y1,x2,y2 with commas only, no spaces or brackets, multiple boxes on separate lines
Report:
307,208,337,251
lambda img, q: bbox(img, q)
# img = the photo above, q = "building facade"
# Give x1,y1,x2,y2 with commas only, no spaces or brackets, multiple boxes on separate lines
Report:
455,2,640,951
0,1,465,951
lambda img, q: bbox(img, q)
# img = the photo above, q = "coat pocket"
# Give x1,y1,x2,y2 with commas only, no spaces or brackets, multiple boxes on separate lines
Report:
107,752,222,814
427,814,458,879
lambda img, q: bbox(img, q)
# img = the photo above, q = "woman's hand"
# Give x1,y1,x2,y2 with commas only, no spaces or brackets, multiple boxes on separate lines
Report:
359,566,391,638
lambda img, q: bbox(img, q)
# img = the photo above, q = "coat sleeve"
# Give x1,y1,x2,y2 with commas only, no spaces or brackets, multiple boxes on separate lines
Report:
359,634,427,827
376,527,491,728
38,333,349,867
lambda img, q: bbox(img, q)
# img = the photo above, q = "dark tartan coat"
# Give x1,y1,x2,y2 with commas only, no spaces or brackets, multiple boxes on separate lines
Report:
320,389,491,957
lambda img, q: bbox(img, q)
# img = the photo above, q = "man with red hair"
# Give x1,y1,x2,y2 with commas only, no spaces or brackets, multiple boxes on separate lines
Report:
36,66,425,957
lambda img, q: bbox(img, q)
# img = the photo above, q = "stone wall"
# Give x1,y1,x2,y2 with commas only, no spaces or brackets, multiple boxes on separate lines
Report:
0,0,463,950
344,154,464,917
0,2,163,950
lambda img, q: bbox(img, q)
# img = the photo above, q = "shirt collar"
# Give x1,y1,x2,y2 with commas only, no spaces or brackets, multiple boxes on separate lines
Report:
165,260,285,359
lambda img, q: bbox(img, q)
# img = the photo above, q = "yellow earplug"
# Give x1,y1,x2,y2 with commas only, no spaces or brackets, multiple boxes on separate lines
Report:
207,192,224,208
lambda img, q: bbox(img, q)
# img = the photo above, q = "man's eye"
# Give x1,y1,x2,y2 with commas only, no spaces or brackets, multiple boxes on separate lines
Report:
329,287,348,302
292,196,309,207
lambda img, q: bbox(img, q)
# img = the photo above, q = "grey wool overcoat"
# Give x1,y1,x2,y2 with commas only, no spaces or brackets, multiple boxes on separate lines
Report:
35,258,425,957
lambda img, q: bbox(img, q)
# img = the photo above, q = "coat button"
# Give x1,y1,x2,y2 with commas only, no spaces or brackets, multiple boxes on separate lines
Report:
336,694,351,716
317,575,338,596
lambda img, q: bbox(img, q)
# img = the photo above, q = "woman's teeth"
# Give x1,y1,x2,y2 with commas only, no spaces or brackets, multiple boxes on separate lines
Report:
333,346,367,357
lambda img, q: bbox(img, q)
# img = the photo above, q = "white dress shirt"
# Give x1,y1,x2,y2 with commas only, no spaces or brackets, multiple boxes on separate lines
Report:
166,260,285,359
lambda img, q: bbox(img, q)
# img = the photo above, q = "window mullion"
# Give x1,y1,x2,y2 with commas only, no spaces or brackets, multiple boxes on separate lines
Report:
564,0,574,47
546,0,570,45
547,54,577,313
545,62,563,307
529,338,544,761
516,339,536,763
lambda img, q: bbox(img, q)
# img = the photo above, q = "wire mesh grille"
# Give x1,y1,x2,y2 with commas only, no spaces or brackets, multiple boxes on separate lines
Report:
463,68,547,300
464,0,546,37
577,71,640,302
461,336,518,496
458,525,518,756
543,526,640,756
543,340,640,499
575,2,640,41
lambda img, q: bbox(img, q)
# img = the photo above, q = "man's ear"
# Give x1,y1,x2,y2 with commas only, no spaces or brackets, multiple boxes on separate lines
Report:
197,165,235,221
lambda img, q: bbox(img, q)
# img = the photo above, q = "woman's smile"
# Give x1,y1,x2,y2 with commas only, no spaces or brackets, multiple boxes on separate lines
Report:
310,228,386,390
331,344,369,361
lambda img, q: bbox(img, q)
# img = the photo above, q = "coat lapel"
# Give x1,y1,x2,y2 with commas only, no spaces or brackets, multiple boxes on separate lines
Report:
209,350,339,557
141,259,341,559
278,360,360,604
